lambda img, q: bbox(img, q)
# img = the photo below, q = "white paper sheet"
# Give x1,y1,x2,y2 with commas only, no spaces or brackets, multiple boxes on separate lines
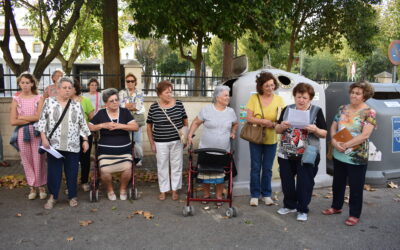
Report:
287,108,310,129
39,146,64,159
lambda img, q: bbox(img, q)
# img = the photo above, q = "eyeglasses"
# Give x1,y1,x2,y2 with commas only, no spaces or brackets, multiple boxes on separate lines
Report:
126,80,136,83
108,99,119,103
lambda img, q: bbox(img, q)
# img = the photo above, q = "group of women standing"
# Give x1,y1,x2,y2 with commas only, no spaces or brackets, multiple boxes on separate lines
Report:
245,72,376,226
9,69,376,226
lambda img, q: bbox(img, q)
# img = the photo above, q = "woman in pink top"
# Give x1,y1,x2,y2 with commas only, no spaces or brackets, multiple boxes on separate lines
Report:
10,72,46,200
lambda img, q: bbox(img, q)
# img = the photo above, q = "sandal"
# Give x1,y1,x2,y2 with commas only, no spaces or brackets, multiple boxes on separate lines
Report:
202,196,210,204
216,197,224,207
159,192,166,201
0,161,10,167
322,208,342,215
172,191,179,201
44,197,56,210
28,188,37,200
69,198,78,207
345,216,359,226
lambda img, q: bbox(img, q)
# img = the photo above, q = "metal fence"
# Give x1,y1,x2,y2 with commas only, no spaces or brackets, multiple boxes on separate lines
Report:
0,71,332,97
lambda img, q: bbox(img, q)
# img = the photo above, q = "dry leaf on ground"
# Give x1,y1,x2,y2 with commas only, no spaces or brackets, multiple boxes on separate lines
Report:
143,211,154,220
66,237,74,241
364,184,376,191
324,194,333,199
388,182,398,189
90,208,98,212
393,198,400,202
79,220,93,227
203,206,210,210
15,213,22,217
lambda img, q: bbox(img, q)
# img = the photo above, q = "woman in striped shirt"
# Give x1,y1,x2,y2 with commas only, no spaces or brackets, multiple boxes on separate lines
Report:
147,81,188,201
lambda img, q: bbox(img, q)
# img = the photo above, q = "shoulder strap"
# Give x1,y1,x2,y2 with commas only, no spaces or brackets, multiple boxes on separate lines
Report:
48,99,71,139
157,100,180,134
256,94,264,119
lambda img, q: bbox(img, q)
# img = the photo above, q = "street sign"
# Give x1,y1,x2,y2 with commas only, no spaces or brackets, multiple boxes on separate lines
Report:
388,40,400,65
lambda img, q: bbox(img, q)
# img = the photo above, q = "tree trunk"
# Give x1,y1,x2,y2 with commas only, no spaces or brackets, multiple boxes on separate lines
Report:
286,34,296,72
222,41,233,81
102,0,120,89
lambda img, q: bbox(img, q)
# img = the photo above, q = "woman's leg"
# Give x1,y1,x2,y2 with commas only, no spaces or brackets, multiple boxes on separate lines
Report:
331,158,348,210
249,142,262,198
260,143,277,198
203,184,211,197
63,152,80,199
80,135,93,185
47,153,64,200
120,166,132,192
100,170,114,193
278,157,297,209
348,164,368,218
17,129,36,187
296,154,320,213
155,142,171,193
170,140,183,192
216,184,224,199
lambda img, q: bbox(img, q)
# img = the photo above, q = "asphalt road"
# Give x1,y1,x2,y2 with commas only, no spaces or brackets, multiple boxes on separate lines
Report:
1,181,400,250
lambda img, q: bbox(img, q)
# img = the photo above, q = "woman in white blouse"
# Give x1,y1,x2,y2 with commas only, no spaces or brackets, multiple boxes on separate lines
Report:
37,77,91,209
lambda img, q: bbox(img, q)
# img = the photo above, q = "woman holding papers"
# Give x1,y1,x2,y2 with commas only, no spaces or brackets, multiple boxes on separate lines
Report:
322,81,376,226
246,72,285,207
37,77,91,209
10,72,46,200
275,83,327,221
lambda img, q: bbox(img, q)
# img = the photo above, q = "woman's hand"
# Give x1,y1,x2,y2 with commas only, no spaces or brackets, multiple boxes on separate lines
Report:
42,137,50,149
262,119,275,128
82,141,89,153
332,139,346,152
230,132,236,139
187,136,193,147
304,124,318,133
280,121,291,130
102,122,116,130
150,142,157,153
125,103,136,111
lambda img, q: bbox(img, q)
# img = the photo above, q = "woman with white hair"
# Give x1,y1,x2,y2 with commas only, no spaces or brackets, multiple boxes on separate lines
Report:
187,85,238,205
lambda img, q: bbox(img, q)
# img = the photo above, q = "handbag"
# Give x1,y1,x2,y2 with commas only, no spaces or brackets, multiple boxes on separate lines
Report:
301,145,318,165
157,101,188,144
39,99,72,154
133,113,146,127
240,94,265,144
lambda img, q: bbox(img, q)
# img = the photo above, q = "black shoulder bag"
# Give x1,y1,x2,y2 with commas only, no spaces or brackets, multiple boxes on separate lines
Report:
39,99,72,154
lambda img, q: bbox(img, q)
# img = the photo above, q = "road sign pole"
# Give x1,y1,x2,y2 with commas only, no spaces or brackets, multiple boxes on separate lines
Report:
393,65,398,83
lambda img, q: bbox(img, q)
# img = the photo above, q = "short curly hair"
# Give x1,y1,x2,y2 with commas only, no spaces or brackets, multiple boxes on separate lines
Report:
156,80,173,96
255,71,279,94
349,80,374,101
293,82,315,100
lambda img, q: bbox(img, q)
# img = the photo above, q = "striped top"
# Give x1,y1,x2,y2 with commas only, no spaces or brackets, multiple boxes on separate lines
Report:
147,100,188,142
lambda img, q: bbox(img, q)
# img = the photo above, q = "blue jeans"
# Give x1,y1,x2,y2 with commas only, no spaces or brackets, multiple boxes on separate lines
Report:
249,142,277,198
47,151,79,200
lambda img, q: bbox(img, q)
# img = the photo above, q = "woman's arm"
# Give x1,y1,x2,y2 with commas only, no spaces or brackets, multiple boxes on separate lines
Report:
304,125,327,138
330,121,345,152
111,121,138,131
147,123,156,153
10,99,29,126
230,121,238,139
342,123,375,150
18,97,44,122
275,121,290,134
187,117,203,145
246,109,274,128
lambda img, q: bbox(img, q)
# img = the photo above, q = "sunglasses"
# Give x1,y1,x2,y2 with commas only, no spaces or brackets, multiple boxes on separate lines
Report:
126,80,136,83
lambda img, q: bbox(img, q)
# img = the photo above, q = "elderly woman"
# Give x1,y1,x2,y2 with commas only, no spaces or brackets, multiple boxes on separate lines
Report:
88,88,138,201
147,80,188,201
322,81,376,226
10,72,46,199
83,77,104,113
187,86,238,204
119,73,145,166
246,72,285,206
275,83,327,221
37,77,91,209
43,69,64,99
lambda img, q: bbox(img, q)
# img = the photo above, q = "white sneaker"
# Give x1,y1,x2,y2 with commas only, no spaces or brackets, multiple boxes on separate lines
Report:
136,160,142,167
262,197,274,206
297,212,308,221
120,192,127,201
249,198,259,206
107,192,116,201
277,207,297,215
28,191,37,200
82,183,90,192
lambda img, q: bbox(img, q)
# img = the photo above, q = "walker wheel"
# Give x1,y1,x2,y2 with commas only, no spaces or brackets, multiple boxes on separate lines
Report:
225,207,238,218
89,189,99,202
182,206,194,217
129,187,139,200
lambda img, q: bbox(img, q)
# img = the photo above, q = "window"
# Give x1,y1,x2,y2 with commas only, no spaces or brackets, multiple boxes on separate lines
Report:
33,43,42,53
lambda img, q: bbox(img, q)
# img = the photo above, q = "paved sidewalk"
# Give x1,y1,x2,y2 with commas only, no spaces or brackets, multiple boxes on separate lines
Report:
1,158,400,250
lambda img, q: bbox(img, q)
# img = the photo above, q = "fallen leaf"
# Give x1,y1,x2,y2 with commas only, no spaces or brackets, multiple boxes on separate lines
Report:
222,216,229,219
397,194,400,198
79,220,93,227
111,206,117,210
393,198,400,202
324,194,333,199
244,220,252,224
143,211,154,220
66,237,74,241
90,208,98,212
388,182,398,189
284,227,288,232
133,210,144,215
203,206,210,210
364,184,377,192
127,215,134,219
178,199,185,203
15,213,22,217
312,193,318,197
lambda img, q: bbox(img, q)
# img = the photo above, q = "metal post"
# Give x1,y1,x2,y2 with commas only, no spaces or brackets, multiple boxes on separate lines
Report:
393,65,398,83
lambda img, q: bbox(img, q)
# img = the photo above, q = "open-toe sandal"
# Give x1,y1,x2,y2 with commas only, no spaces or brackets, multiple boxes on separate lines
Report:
44,198,56,210
345,216,359,226
69,198,78,207
172,191,179,201
322,208,342,215
159,192,166,201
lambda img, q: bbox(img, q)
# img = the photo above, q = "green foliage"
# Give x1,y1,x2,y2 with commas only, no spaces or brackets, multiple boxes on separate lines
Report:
157,53,188,75
359,49,393,80
302,49,347,81
206,37,223,76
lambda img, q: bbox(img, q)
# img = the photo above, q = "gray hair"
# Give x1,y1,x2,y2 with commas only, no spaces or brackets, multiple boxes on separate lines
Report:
57,77,74,88
51,68,64,78
102,88,119,103
212,85,230,103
